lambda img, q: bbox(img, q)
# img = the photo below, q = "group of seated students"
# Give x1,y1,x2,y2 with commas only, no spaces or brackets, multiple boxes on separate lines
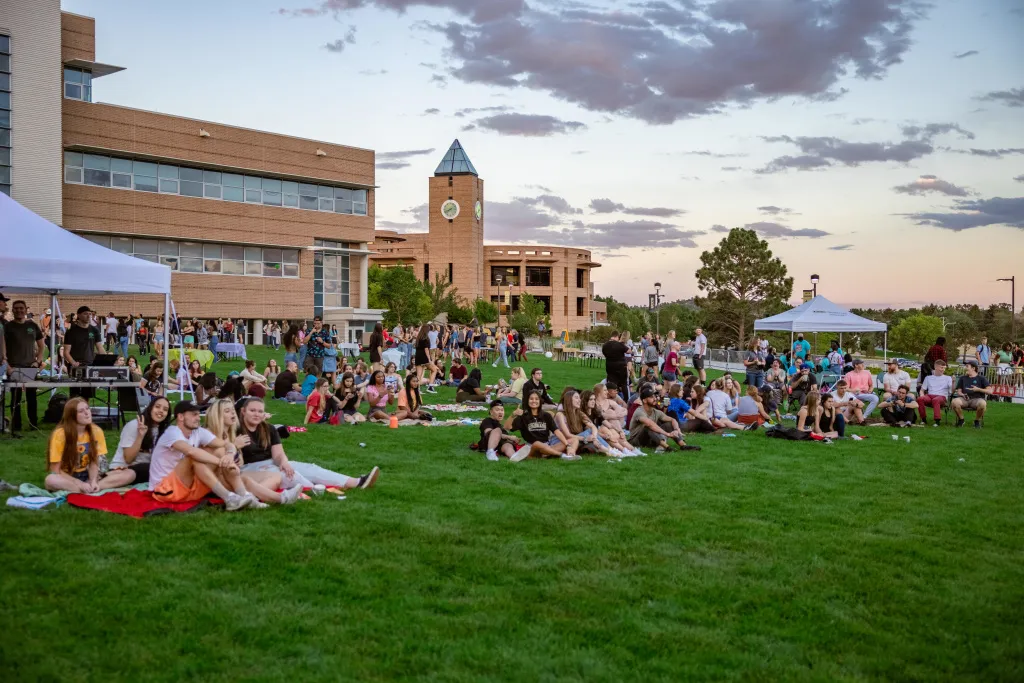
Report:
44,394,381,506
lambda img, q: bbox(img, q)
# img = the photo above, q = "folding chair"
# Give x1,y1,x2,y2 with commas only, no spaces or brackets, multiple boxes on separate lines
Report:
818,370,841,394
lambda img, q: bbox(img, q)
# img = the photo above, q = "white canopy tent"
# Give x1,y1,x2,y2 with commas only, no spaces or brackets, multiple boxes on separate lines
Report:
0,192,173,384
754,295,889,360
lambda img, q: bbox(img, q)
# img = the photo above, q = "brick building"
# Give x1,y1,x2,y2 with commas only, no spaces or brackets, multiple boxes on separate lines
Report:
1,3,383,343
370,141,601,332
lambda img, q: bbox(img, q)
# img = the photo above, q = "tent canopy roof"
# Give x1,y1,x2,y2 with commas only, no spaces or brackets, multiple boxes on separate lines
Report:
0,192,171,295
754,295,887,333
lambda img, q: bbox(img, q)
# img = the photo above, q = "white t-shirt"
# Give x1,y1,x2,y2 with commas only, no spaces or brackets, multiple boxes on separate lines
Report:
921,375,953,398
427,330,438,349
706,389,731,419
111,419,159,469
149,425,217,489
694,334,707,356
832,391,857,407
882,370,911,393
106,317,118,334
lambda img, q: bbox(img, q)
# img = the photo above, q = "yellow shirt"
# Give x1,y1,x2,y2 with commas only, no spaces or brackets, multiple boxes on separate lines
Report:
48,425,107,473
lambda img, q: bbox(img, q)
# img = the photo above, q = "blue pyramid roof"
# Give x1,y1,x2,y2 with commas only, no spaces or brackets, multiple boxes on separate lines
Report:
434,139,478,176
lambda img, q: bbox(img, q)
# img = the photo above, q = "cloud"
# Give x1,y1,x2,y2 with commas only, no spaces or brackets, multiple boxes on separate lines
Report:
892,175,970,197
516,194,582,215
953,50,979,59
358,68,388,75
470,113,586,137
710,224,730,233
829,244,855,251
950,147,1024,159
900,122,974,142
588,198,684,217
376,148,436,170
682,150,748,159
286,0,928,125
757,206,798,216
1016,175,1024,183
377,203,429,233
720,166,742,171
323,25,357,52
906,196,1024,231
744,221,829,238
453,105,512,118
975,87,1024,108
422,108,440,115
430,74,448,87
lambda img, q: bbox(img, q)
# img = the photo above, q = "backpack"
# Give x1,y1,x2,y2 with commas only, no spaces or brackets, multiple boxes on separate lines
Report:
44,392,69,423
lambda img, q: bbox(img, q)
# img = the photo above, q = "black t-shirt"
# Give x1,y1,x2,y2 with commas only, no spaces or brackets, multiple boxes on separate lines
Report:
117,322,128,337
64,324,102,364
522,379,552,404
957,374,990,394
273,370,298,399
458,376,481,393
512,410,557,444
415,338,429,365
241,425,281,464
4,320,43,367
602,340,628,368
479,417,508,441
335,386,360,411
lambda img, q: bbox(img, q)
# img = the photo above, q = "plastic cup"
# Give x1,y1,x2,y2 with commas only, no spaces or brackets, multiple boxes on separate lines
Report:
903,436,910,443
891,434,898,440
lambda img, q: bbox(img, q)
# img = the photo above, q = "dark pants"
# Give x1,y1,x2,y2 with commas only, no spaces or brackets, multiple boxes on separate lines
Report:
10,386,38,430
882,406,917,426
607,365,628,401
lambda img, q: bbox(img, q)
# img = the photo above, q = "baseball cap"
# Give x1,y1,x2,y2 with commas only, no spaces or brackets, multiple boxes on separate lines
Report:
173,401,201,416
45,308,52,315
853,358,865,366
640,387,657,400
0,292,9,302
801,363,813,370
76,305,93,315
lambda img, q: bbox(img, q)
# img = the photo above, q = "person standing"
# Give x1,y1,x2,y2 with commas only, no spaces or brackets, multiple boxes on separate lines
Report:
602,331,630,400
743,339,766,388
0,292,9,381
5,300,46,432
104,311,118,352
692,327,708,383
305,316,333,375
62,305,105,397
976,336,991,374
792,333,810,362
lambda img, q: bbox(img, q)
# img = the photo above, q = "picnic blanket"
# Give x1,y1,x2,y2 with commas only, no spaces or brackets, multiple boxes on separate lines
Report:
422,403,489,413
370,418,481,427
66,489,213,518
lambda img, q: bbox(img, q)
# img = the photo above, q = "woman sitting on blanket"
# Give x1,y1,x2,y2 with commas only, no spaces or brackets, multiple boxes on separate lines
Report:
495,366,526,404
232,396,379,490
362,370,395,421
304,378,332,424
504,390,581,461
110,396,172,485
456,368,488,403
580,389,640,455
204,398,301,506
383,362,404,393
394,373,433,422
334,372,365,424
45,398,136,493
593,382,628,433
188,359,204,385
555,388,617,456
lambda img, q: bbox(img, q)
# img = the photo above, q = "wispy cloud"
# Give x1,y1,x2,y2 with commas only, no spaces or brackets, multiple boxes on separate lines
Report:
758,206,799,216
892,175,971,197
953,50,979,59
376,148,436,171
975,87,1024,108
829,244,855,251
466,113,586,137
589,198,685,217
906,196,1024,231
323,25,356,52
744,221,829,239
377,203,428,233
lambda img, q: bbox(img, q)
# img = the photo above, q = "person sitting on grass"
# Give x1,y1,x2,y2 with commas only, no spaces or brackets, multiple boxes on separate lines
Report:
395,374,433,422
189,359,204,385
304,378,333,425
593,382,630,438
522,368,556,407
880,386,918,427
495,366,525,404
274,361,299,399
363,370,395,421
447,357,468,387
237,396,379,489
263,359,281,387
788,363,818,410
628,386,700,453
555,388,618,456
149,401,255,511
843,358,879,421
706,379,749,431
140,363,165,402
680,384,715,433
881,359,914,400
758,384,783,424
796,390,821,433
456,368,488,403
334,372,365,424
480,400,526,462
44,398,136,493
580,389,640,456
219,375,245,403
109,396,172,485
383,362,405,393
917,359,952,427
831,380,865,425
737,385,771,428
952,360,992,428
505,391,580,461
816,393,845,439
205,398,302,507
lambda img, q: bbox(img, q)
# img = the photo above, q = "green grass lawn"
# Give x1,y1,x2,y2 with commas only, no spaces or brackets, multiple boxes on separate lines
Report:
1,345,1022,682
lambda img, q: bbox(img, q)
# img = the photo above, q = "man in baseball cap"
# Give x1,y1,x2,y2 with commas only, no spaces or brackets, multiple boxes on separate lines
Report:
628,384,699,453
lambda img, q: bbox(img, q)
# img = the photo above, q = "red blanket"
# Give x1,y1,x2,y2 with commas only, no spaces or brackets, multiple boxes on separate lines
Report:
66,489,218,518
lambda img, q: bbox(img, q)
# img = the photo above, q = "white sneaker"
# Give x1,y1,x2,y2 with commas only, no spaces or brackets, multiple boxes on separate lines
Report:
249,498,271,509
279,484,303,504
561,453,582,461
485,449,499,462
242,492,261,509
654,446,668,454
224,492,248,511
631,448,645,456
492,363,498,368
510,444,531,463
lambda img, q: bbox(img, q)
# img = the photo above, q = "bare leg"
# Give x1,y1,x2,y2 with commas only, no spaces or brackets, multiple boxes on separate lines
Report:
44,472,90,493
530,442,566,458
951,398,964,419
216,464,250,497
499,442,517,458
243,471,283,503
486,428,504,452
96,469,136,490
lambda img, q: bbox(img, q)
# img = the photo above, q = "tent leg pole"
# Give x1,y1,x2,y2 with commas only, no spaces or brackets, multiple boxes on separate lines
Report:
884,332,888,363
790,331,794,363
163,294,170,394
49,293,57,375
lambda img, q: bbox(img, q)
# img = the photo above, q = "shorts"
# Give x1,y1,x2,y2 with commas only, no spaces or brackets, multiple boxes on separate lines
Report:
72,470,90,482
662,371,677,382
184,336,195,344
956,397,986,411
152,469,211,503
692,356,704,370
113,462,150,483
546,434,563,447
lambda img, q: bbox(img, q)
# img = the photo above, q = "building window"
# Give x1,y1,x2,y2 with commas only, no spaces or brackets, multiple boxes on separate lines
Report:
577,297,585,316
576,269,585,289
313,247,351,316
448,263,453,282
78,233,299,278
525,267,551,287
533,296,551,314
0,34,10,196
490,294,519,316
424,263,430,282
490,266,520,286
64,67,92,102
63,151,369,215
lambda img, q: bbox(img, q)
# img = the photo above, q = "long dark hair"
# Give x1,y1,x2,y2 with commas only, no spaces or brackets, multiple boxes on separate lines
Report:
140,396,172,452
50,397,96,475
282,324,299,351
369,322,384,349
459,368,482,392
368,370,385,387
405,373,421,411
219,376,244,401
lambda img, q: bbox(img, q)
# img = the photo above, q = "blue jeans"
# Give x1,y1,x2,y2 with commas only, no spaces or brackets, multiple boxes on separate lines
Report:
210,335,219,358
119,336,129,358
494,343,510,367
746,371,764,388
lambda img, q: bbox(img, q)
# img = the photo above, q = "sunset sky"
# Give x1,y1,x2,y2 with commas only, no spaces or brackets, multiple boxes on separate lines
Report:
65,0,1024,309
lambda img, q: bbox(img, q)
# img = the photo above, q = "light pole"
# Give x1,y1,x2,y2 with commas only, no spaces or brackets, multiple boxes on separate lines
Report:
810,274,819,298
654,282,662,335
997,276,1016,341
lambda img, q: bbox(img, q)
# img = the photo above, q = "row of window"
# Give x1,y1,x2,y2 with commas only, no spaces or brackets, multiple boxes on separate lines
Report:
314,250,351,313
79,234,301,278
489,266,554,287
64,152,369,216
64,67,92,102
1,34,10,197
488,295,586,316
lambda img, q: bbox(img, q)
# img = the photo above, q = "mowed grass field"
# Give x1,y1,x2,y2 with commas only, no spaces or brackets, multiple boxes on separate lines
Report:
1,345,1022,682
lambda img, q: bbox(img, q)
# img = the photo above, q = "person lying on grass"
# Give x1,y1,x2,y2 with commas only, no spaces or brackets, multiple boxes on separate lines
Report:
627,387,700,453
480,400,527,462
109,395,172,485
149,400,256,511
363,370,395,421
205,399,302,507
456,368,488,403
555,388,619,456
45,397,136,493
580,389,640,455
504,390,581,461
395,374,433,422
334,372,365,424
237,396,379,490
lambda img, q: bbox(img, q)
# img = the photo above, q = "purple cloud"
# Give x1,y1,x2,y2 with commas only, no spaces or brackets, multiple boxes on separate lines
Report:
710,224,730,233
377,203,429,232
376,148,436,170
758,206,798,216
745,221,829,239
907,196,1024,231
470,113,586,137
892,175,970,197
976,87,1024,108
588,198,684,217
516,194,582,215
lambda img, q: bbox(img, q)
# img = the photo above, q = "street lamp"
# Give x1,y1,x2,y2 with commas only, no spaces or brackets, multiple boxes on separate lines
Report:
654,282,663,335
997,276,1016,341
810,274,819,298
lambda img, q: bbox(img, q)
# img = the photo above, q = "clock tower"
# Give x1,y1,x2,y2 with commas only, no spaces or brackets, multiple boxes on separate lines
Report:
426,139,484,302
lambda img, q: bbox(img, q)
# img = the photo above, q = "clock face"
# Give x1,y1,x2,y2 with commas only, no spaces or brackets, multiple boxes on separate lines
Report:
474,200,482,221
440,199,460,220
